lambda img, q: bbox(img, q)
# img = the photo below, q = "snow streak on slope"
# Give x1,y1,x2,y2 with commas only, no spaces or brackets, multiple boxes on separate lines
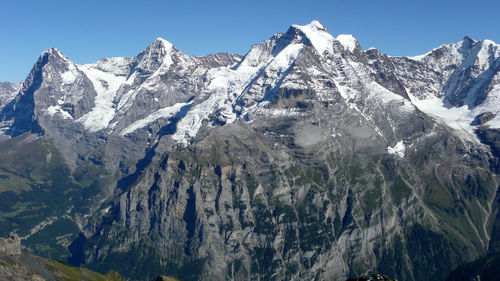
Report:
78,63,127,132
120,101,192,136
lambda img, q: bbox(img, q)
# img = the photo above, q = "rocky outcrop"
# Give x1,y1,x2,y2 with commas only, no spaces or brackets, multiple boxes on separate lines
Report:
0,232,21,256
472,112,496,126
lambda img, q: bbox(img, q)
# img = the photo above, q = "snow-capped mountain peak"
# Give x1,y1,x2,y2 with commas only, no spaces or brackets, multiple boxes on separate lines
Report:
291,20,335,55
42,47,66,58
303,20,327,31
153,37,172,46
336,34,358,52
290,20,360,55
134,37,176,75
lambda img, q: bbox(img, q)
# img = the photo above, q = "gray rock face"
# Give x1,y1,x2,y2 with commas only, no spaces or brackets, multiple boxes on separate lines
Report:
0,233,21,256
472,112,496,126
0,20,500,281
0,81,20,107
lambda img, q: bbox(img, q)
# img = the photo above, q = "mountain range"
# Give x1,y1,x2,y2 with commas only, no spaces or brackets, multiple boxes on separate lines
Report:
0,20,499,280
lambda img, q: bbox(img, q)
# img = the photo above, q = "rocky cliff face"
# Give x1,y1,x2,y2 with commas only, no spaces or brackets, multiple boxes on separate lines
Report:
0,20,499,281
81,118,497,281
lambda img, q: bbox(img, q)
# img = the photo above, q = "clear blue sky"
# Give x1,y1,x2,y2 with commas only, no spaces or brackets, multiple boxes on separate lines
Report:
1,0,499,83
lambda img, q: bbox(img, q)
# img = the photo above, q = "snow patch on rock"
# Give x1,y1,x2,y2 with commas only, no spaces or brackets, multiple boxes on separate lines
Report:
60,66,79,85
387,141,405,157
46,105,73,119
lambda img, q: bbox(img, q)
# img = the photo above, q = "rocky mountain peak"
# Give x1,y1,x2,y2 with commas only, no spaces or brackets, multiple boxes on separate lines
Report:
462,35,476,44
151,37,174,51
294,19,328,32
42,47,64,57
287,20,360,55
38,47,74,67
31,47,77,82
133,37,177,75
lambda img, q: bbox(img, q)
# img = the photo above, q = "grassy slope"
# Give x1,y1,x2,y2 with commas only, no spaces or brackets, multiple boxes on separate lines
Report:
0,251,126,281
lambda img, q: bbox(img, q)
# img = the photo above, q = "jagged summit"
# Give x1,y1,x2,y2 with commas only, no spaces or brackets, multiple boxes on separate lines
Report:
3,21,500,144
140,37,175,61
463,35,476,43
38,47,74,65
42,47,63,56
409,36,499,61
126,36,181,82
292,20,328,32
288,20,360,55
154,37,171,44
149,37,174,51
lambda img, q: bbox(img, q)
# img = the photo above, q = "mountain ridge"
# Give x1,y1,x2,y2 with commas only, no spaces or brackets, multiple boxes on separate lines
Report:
3,21,498,144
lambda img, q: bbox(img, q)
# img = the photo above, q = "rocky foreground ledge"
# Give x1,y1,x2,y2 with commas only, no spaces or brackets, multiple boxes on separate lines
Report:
0,233,125,281
0,233,181,281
